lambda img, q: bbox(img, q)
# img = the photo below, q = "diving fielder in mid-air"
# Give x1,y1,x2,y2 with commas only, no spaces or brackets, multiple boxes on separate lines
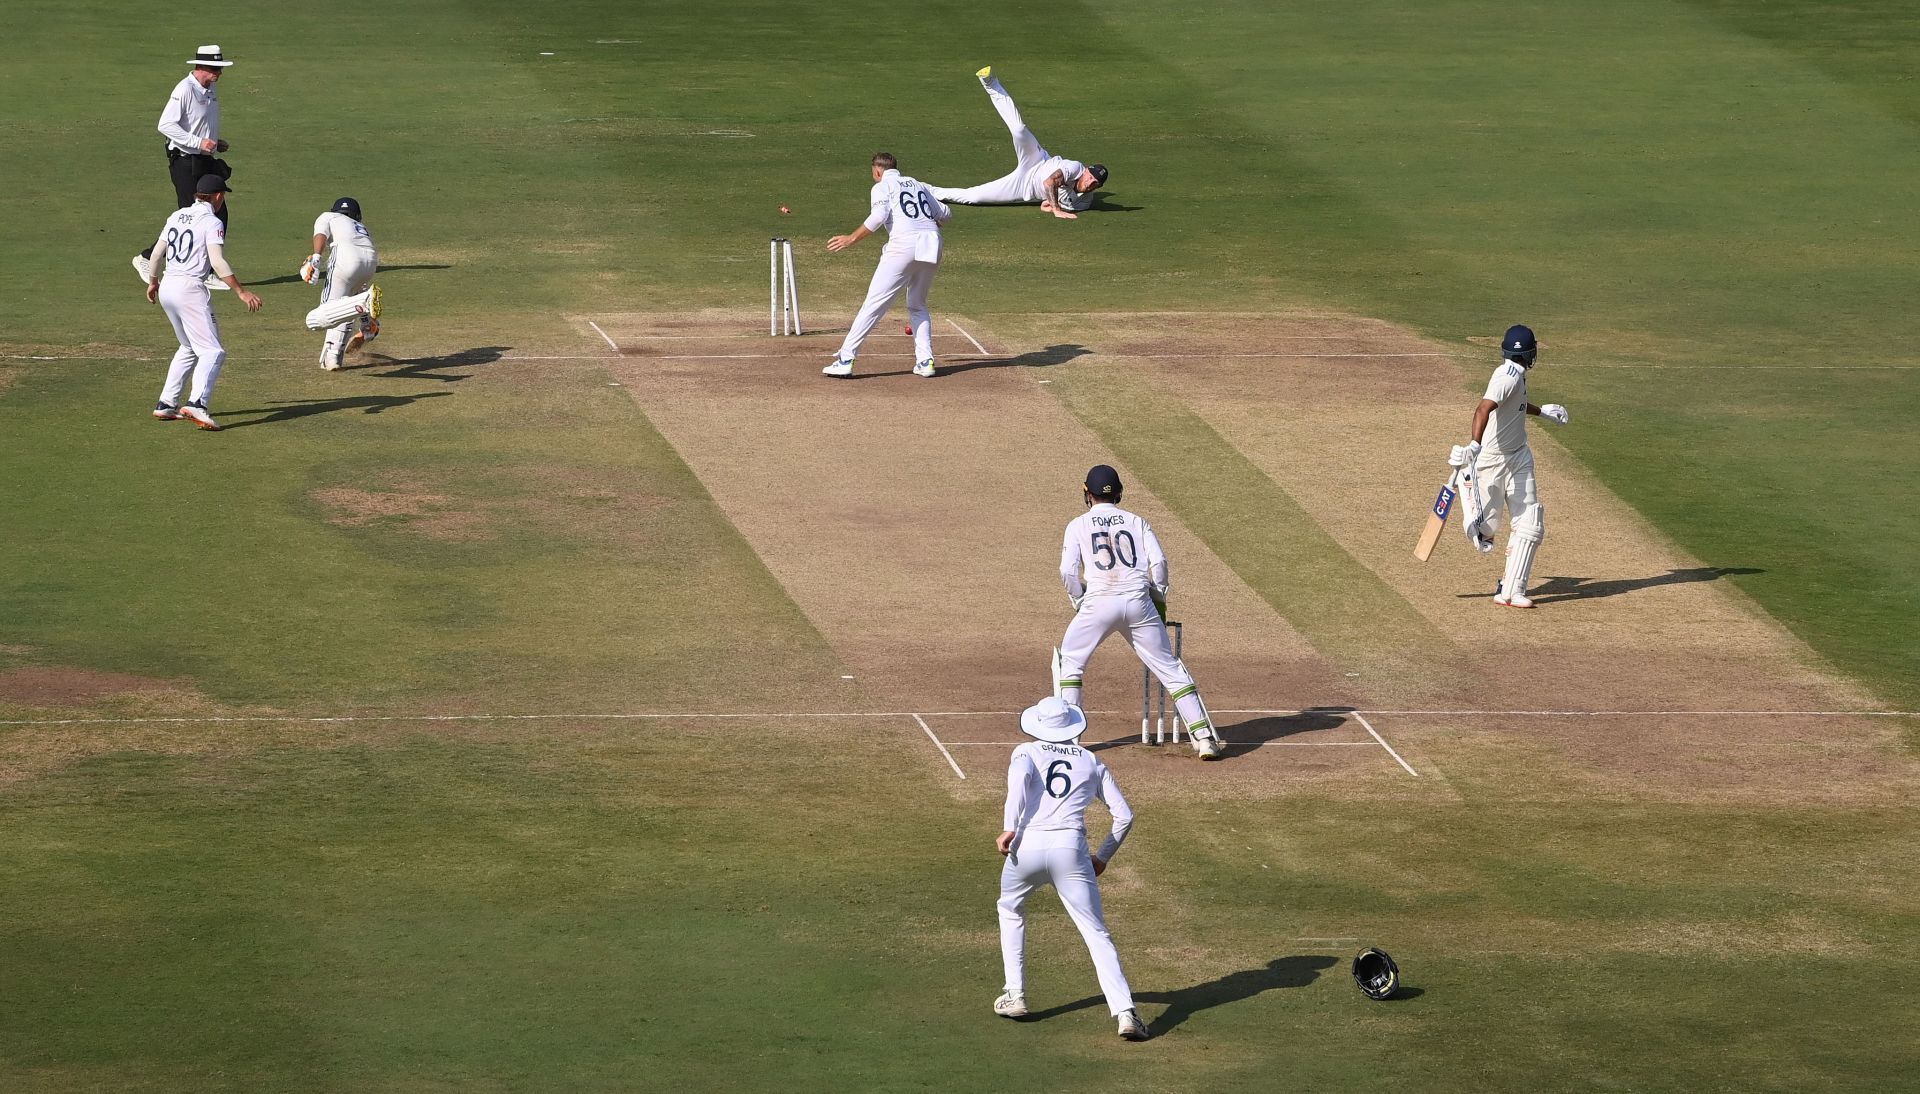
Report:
927,67,1108,220
823,152,949,379
1451,324,1569,608
994,696,1150,1042
301,197,380,370
1055,465,1224,760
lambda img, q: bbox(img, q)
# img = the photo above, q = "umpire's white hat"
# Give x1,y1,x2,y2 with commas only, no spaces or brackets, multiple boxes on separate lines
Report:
1019,697,1088,743
190,45,236,67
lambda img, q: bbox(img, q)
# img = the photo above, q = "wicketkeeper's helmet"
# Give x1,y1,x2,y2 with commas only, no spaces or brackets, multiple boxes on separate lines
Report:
1352,947,1400,1000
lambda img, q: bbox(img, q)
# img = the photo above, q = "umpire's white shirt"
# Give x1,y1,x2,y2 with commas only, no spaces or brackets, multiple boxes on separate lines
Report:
158,75,219,154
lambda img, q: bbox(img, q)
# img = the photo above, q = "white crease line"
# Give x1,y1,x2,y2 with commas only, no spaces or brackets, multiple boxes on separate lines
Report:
586,321,621,354
0,707,1910,728
14,351,1917,371
945,740,1375,747
1353,712,1418,777
912,714,966,780
947,317,990,355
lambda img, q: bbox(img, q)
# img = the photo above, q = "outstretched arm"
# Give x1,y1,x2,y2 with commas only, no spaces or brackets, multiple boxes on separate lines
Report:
827,225,874,252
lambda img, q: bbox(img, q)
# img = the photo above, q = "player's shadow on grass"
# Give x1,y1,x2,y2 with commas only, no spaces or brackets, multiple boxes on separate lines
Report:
1086,192,1144,213
218,391,453,428
939,344,1092,375
1022,956,1339,1031
256,263,452,287
358,346,510,382
1216,707,1354,756
1455,566,1763,604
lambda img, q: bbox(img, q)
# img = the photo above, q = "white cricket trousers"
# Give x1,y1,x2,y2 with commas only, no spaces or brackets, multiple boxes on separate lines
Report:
157,277,225,408
835,247,938,364
317,248,378,359
931,76,1045,206
998,843,1135,1015
1476,446,1545,594
306,286,375,331
1057,593,1215,738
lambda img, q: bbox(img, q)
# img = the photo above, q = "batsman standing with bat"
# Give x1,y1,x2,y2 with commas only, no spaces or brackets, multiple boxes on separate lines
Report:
1453,325,1569,608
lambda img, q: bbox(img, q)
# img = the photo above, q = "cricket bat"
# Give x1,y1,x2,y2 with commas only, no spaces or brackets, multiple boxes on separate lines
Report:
1413,468,1461,561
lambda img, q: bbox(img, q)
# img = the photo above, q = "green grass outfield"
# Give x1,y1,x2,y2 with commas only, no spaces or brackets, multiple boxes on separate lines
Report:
2,0,1918,1089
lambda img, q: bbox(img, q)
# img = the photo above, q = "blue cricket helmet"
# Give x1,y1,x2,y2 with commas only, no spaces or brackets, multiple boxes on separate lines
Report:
1502,324,1537,363
332,197,362,220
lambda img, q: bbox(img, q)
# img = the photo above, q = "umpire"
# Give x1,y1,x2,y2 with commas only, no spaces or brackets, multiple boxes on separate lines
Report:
134,45,236,281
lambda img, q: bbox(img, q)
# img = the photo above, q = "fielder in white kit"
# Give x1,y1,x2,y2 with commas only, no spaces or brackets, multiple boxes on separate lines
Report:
928,67,1107,220
824,152,949,379
301,197,380,370
1451,324,1569,608
1055,465,1225,760
143,174,262,431
994,696,1150,1042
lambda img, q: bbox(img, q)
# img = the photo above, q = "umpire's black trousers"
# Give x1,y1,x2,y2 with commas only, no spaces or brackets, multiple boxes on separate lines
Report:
168,149,232,224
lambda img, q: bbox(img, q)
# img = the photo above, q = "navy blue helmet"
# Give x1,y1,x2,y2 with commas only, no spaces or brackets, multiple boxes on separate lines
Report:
331,197,362,220
1502,324,1537,364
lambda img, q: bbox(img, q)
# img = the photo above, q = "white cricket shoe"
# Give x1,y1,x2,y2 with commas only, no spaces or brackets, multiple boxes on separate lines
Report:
180,402,221,431
993,991,1027,1018
203,273,231,291
912,360,937,378
152,401,181,421
132,254,153,282
1193,734,1225,761
1496,591,1535,609
1117,1009,1150,1041
822,359,854,378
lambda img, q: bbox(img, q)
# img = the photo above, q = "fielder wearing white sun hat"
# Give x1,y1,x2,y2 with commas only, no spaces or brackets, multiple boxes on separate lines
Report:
1018,696,1087,744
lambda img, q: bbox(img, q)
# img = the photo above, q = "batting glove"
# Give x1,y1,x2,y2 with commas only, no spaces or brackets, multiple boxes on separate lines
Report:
1465,439,1482,464
1541,404,1569,425
299,254,323,285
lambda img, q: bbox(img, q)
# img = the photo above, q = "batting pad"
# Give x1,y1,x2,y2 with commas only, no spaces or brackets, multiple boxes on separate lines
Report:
305,292,370,330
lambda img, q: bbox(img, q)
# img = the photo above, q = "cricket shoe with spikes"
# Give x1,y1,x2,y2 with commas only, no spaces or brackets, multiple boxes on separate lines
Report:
993,991,1027,1018
202,273,231,291
181,401,221,431
822,359,854,378
977,65,993,79
1192,733,1225,761
152,401,181,421
365,283,383,320
132,253,153,282
1117,1009,1150,1041
913,360,937,378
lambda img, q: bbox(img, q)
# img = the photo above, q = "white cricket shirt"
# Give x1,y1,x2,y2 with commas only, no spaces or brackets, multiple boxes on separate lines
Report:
1061,503,1167,599
313,212,378,260
862,169,949,261
150,202,225,283
1024,155,1086,202
1002,740,1133,860
1482,360,1531,455
157,74,219,154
